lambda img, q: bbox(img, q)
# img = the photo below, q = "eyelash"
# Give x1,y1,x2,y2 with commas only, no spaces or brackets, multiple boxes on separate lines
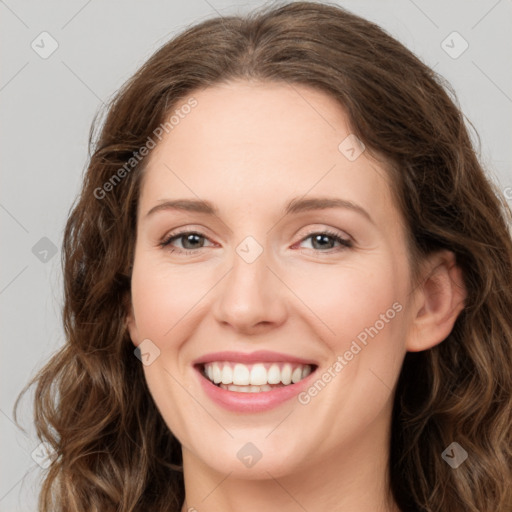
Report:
159,229,353,256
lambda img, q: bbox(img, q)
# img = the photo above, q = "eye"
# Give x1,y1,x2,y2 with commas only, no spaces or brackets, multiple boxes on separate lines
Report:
160,231,214,254
159,228,353,255
295,229,353,253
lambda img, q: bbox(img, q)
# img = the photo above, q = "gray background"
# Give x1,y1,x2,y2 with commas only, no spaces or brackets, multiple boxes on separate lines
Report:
1,0,511,509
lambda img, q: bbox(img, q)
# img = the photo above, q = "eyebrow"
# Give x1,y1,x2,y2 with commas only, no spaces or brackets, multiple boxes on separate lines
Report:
145,196,374,224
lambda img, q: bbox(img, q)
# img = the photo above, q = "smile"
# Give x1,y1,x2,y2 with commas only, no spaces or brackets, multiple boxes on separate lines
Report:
202,362,314,392
193,351,318,412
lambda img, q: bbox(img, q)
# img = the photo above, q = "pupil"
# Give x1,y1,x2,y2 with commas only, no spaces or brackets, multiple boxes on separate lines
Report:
184,234,202,249
313,234,332,249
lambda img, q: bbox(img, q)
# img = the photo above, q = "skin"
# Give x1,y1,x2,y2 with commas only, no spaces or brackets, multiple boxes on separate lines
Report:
126,80,466,512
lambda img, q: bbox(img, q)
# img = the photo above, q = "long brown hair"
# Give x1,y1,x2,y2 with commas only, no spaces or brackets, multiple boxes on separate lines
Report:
14,1,512,510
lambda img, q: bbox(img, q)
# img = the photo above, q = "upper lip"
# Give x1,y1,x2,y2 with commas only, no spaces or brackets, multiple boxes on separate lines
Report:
192,350,317,366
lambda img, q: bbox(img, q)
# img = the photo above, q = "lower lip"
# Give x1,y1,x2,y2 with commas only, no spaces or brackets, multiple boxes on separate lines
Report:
196,367,316,413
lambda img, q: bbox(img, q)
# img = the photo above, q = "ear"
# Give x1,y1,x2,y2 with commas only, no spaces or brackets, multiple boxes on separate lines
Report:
406,250,467,352
124,293,140,347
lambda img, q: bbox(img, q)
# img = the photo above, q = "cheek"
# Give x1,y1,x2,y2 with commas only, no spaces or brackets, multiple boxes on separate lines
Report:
288,258,408,394
286,261,401,342
130,261,211,340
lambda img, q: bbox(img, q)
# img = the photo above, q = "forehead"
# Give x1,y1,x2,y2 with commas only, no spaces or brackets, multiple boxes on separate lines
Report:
138,81,397,224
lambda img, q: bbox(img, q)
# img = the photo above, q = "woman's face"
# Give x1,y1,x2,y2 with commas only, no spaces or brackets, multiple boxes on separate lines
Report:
127,80,417,479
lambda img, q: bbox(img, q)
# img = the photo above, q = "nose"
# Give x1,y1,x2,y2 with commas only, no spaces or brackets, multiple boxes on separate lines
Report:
211,242,288,335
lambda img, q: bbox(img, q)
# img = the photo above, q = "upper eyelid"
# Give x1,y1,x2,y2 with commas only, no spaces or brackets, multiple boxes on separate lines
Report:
162,226,351,238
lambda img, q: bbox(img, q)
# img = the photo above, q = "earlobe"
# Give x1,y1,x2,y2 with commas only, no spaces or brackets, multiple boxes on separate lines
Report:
406,250,467,352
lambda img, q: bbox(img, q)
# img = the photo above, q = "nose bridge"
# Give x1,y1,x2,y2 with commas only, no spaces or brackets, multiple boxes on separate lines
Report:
212,232,287,330
227,233,273,304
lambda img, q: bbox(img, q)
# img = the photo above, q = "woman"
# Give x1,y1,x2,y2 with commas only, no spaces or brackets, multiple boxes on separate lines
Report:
15,1,512,511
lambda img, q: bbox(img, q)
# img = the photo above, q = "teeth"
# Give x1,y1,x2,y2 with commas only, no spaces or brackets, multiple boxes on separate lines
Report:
212,364,222,384
281,363,292,385
203,361,314,388
250,364,267,385
220,383,273,393
291,366,302,383
267,364,281,384
221,365,233,385
233,364,250,385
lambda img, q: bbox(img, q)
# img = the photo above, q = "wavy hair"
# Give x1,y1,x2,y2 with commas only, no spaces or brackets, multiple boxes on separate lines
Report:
14,1,512,510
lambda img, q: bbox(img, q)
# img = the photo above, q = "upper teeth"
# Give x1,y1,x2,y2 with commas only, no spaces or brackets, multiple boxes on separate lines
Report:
204,362,312,386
